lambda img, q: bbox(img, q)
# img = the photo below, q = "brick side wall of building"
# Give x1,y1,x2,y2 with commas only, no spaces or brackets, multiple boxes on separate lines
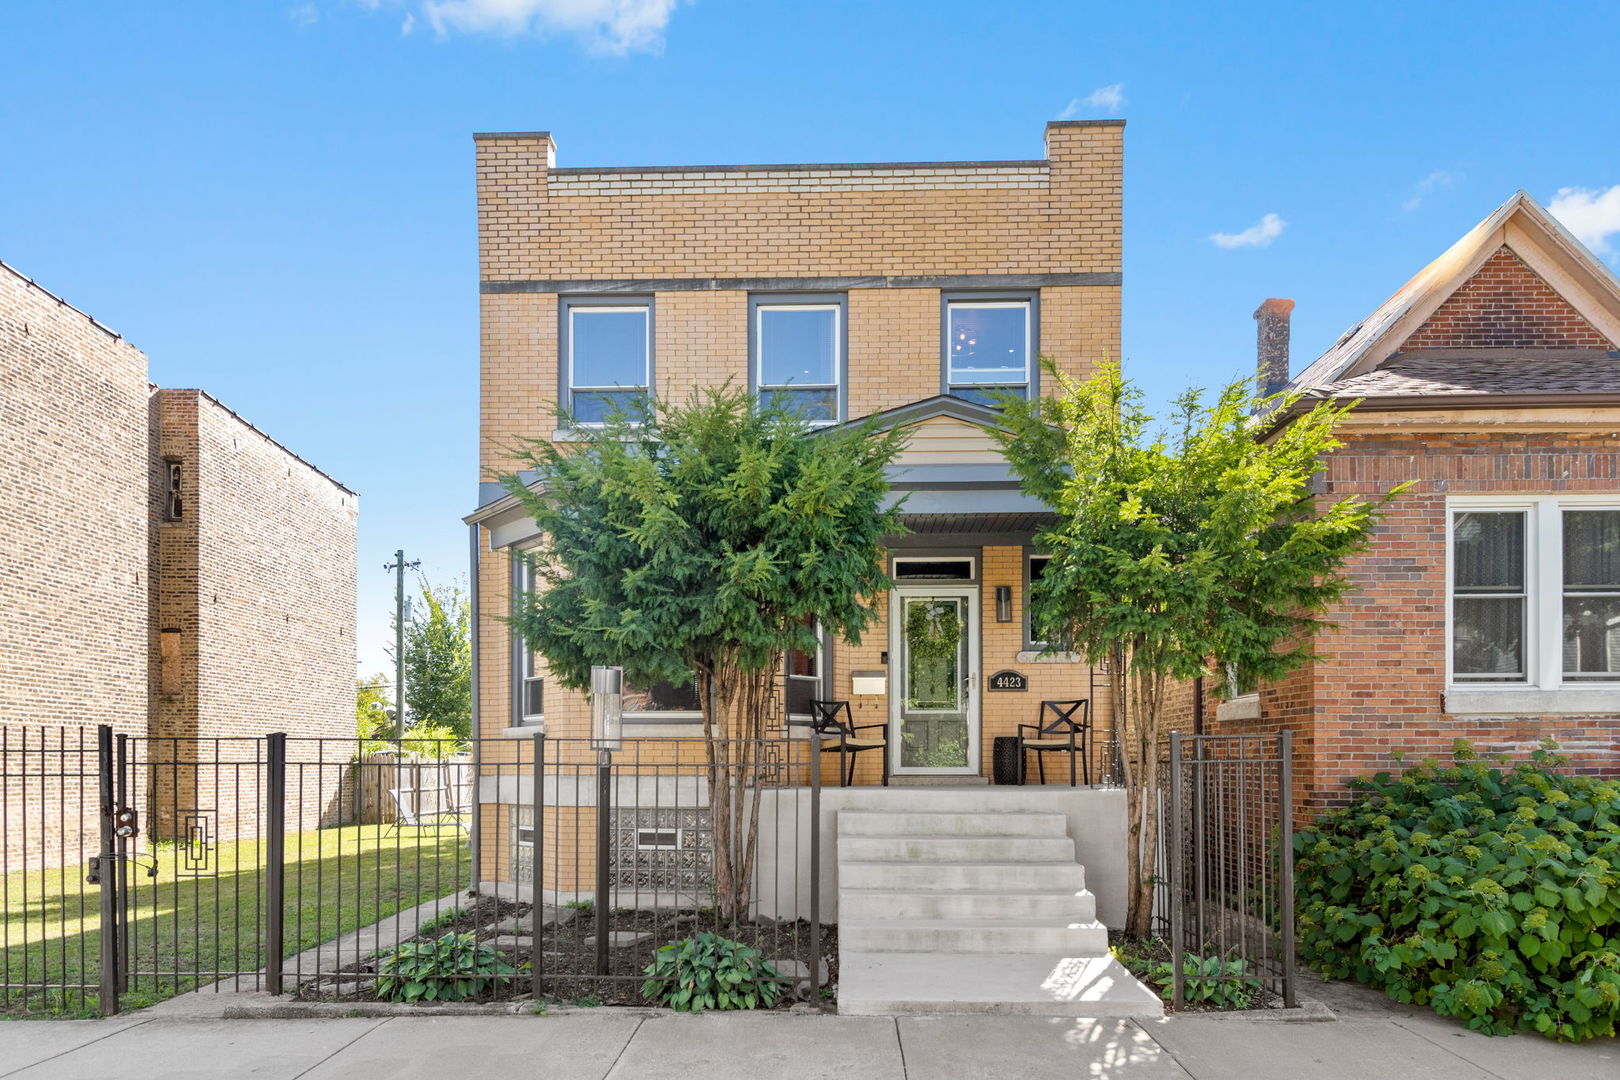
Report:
1400,246,1616,350
1,267,150,868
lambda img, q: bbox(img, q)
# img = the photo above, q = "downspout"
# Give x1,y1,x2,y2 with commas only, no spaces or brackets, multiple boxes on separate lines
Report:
467,521,481,895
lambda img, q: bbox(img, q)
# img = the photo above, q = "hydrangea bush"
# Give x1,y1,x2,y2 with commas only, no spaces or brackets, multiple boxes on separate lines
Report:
1295,742,1620,1040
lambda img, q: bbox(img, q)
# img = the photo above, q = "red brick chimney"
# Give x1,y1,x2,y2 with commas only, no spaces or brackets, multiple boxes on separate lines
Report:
1254,298,1294,399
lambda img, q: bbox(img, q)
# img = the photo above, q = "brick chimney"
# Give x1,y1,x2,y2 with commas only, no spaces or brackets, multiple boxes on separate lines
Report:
1253,298,1294,399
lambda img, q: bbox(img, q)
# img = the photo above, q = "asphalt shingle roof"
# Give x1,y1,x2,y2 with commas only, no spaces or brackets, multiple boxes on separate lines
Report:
1324,353,1620,399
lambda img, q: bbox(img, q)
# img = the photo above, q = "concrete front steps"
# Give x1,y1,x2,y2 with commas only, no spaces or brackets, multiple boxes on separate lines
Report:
835,806,1161,1018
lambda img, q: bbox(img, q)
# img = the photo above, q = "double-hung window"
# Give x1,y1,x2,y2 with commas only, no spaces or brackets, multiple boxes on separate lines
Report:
753,297,843,425
944,296,1034,404
513,555,544,724
623,677,702,717
1449,497,1620,705
566,300,650,423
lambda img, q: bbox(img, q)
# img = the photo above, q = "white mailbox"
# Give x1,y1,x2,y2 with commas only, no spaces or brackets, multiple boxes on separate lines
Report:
850,670,887,696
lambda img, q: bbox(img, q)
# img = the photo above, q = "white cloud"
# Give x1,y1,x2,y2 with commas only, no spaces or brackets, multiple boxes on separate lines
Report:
1401,168,1455,212
420,0,680,54
1549,185,1620,260
289,3,320,25
1209,212,1286,250
1059,83,1126,120
401,10,416,33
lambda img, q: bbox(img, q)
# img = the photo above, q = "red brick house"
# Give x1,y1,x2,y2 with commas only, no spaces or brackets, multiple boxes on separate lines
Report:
1213,192,1620,808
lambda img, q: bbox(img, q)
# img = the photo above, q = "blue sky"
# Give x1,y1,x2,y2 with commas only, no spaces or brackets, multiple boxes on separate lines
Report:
5,1,1620,679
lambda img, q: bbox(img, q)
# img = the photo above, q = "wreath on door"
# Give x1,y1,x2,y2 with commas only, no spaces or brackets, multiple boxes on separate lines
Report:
906,601,962,661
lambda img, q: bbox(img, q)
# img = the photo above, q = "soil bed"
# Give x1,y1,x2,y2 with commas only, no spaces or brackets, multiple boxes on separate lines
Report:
1108,929,1287,1013
295,895,836,1010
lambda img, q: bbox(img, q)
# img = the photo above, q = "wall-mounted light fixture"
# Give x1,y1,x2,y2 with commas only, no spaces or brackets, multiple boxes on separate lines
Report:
995,585,1013,623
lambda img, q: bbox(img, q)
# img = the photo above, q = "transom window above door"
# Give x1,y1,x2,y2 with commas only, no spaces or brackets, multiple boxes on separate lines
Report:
944,297,1033,404
566,301,650,423
753,298,843,425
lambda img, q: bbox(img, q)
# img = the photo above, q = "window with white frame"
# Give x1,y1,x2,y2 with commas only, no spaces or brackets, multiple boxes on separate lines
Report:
945,298,1032,404
784,617,824,720
567,302,650,423
755,300,841,424
1449,498,1620,688
514,555,544,723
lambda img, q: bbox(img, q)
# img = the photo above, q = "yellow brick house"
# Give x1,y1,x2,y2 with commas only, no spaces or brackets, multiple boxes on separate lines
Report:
463,122,1153,1014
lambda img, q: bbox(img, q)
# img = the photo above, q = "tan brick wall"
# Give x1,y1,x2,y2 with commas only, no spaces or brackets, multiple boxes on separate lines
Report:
1400,246,1616,350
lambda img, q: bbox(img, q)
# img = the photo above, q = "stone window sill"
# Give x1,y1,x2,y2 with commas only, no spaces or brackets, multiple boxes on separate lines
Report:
1214,694,1260,723
1015,650,1083,664
500,723,544,738
1444,687,1620,716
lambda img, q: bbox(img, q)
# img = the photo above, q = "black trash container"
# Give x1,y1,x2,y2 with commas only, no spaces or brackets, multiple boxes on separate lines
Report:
992,736,1023,785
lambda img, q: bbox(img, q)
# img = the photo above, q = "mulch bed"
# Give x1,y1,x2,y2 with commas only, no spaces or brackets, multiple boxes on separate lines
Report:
294,891,836,1010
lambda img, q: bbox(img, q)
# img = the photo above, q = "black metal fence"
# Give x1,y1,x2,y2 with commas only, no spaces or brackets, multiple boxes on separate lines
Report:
1159,731,1297,1010
2,725,823,1016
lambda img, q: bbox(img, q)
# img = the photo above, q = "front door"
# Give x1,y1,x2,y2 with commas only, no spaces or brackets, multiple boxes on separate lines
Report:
890,587,979,775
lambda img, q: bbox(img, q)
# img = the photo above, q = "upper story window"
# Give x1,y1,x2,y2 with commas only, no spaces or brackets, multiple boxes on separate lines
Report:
566,300,651,424
163,460,184,521
944,296,1034,405
1450,497,1620,688
752,297,843,425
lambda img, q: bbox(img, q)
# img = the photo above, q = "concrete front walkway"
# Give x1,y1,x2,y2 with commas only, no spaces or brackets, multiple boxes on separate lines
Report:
2,1006,1614,1080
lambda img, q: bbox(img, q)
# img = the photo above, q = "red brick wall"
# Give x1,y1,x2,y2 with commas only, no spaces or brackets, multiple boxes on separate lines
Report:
1400,246,1615,350
1218,431,1620,809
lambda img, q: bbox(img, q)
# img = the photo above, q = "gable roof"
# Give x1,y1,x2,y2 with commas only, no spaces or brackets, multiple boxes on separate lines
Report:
814,393,1012,436
1290,191,1620,397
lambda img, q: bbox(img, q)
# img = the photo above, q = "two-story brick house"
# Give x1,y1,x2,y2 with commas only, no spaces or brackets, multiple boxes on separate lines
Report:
1205,192,1620,808
463,123,1161,1015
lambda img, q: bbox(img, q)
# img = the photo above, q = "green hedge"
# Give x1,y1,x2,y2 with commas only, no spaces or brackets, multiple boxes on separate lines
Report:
1295,742,1620,1040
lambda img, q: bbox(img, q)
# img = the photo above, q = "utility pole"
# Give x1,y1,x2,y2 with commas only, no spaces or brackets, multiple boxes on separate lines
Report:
384,549,420,741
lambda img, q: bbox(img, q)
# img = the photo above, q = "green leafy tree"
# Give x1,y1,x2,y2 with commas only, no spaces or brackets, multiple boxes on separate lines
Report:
356,673,392,740
994,362,1398,936
397,577,472,739
500,386,905,919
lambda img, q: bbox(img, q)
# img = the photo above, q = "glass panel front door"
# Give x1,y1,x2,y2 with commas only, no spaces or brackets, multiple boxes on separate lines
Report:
895,592,975,771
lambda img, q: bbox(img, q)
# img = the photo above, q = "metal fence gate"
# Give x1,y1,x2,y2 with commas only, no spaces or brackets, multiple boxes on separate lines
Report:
1160,730,1297,1010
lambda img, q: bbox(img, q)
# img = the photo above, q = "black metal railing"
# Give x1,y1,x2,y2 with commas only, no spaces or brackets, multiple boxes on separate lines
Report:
1160,730,1296,1010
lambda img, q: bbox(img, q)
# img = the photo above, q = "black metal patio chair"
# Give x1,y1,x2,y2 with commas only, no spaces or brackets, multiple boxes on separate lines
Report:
1017,698,1092,786
809,699,888,787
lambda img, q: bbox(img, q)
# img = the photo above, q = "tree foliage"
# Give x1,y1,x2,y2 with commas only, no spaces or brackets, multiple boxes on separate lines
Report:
993,362,1397,935
501,385,906,917
398,577,472,739
356,673,392,740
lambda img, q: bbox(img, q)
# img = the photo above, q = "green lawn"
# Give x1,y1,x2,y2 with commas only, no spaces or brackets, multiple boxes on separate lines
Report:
2,824,468,1017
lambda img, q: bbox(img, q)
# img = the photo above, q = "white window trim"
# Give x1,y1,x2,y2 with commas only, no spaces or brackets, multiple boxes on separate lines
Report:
755,303,842,426
945,299,1032,395
1445,494,1620,715
568,303,651,427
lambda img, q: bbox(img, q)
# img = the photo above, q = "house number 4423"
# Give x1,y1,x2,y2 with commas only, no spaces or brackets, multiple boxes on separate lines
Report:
987,670,1027,691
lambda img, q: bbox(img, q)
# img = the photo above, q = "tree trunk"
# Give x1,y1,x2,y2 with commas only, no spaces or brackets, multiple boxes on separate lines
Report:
1120,649,1167,939
701,660,776,924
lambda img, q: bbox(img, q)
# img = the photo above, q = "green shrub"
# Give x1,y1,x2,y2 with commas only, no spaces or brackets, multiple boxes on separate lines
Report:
1295,741,1620,1040
641,932,784,1012
375,932,517,1003
415,906,464,935
1148,954,1262,1009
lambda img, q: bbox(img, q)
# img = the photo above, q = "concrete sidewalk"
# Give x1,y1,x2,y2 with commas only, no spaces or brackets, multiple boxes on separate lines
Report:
2,1005,1614,1080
